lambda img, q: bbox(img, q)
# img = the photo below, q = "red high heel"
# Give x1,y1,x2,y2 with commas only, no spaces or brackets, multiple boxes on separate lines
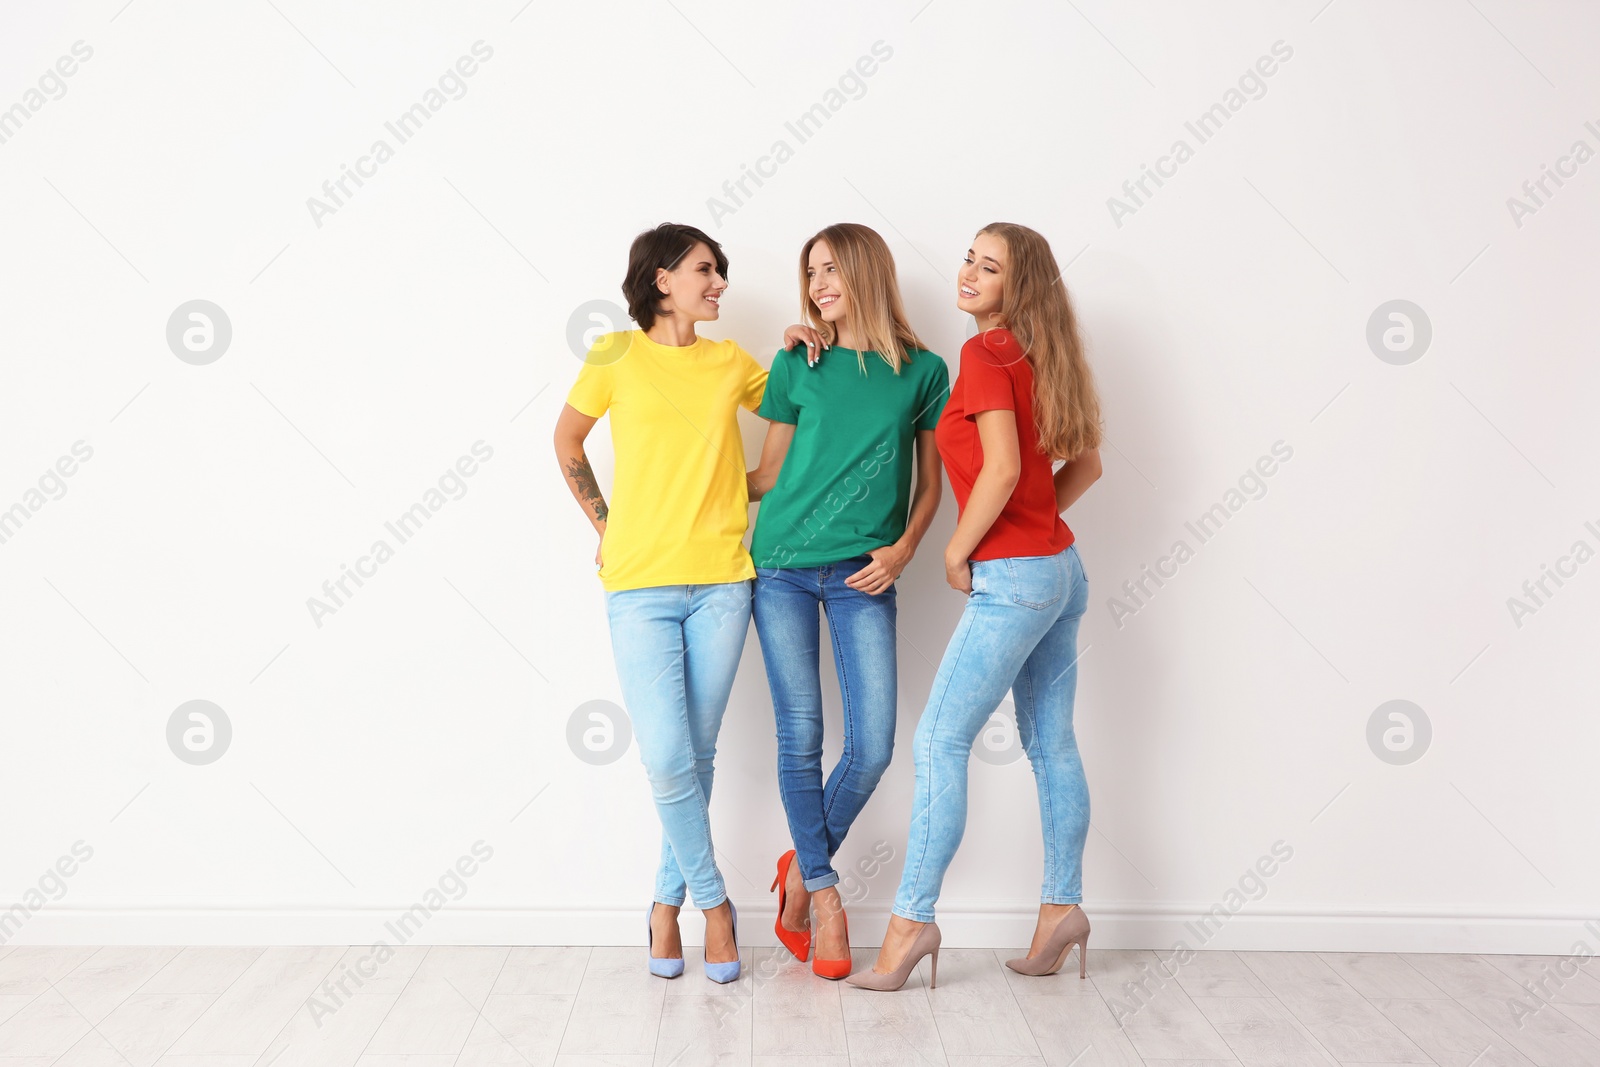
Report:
771,849,811,962
811,906,851,979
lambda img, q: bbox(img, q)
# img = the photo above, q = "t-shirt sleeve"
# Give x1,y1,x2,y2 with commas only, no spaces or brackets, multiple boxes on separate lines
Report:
915,352,951,431
737,344,768,413
957,335,1016,418
565,344,614,418
756,346,799,424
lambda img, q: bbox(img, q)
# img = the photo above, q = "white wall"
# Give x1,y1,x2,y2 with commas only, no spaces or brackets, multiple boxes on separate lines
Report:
3,0,1596,954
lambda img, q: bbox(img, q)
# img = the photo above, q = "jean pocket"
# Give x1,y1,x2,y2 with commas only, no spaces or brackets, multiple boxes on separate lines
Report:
1005,556,1063,610
968,559,995,597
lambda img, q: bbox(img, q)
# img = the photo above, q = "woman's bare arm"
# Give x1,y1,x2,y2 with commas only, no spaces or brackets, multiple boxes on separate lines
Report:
554,403,607,562
943,409,1021,592
844,427,943,595
1053,447,1102,513
747,421,795,501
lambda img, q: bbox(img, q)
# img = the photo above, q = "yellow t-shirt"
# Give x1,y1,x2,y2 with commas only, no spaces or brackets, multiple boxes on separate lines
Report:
566,329,768,591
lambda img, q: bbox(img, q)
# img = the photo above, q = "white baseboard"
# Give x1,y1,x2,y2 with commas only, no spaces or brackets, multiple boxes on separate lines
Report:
8,903,1598,955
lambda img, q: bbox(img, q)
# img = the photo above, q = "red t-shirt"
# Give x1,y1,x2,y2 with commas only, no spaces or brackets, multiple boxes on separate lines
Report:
935,328,1073,561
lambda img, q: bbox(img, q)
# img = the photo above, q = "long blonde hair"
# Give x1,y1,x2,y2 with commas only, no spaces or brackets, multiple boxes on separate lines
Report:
977,222,1103,461
799,223,925,374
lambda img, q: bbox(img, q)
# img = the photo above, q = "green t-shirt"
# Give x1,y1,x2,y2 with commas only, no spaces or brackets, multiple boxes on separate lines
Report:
751,344,949,569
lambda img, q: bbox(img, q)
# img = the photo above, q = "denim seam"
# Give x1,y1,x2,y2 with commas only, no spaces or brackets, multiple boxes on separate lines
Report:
684,589,733,907
1018,651,1059,899
654,689,711,904
821,599,854,830
898,604,978,916
760,573,833,888
805,573,835,883
650,606,701,905
821,582,859,870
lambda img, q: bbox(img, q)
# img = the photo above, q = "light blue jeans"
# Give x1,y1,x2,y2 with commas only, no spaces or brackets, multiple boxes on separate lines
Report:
893,546,1091,923
753,554,897,893
605,580,753,910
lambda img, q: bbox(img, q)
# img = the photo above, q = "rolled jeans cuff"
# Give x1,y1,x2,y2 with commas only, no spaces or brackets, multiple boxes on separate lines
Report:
891,905,935,924
802,870,840,893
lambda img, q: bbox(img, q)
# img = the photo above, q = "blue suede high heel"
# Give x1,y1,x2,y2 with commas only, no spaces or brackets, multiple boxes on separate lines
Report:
703,901,741,984
647,903,684,979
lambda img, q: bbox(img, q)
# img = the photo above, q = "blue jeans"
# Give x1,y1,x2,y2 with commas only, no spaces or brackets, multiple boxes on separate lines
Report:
604,580,753,910
753,555,897,892
893,545,1091,922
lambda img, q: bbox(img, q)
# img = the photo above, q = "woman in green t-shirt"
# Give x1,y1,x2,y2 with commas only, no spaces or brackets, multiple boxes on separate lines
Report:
746,223,950,978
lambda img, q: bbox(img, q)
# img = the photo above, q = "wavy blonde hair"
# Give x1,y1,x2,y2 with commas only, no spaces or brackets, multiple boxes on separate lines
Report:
799,223,925,374
976,222,1103,461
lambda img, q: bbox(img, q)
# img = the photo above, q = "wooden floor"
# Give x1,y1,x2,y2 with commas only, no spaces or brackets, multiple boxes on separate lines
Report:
1,942,1597,1066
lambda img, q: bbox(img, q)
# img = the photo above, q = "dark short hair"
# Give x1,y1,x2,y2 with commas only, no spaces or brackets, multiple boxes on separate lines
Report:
622,223,729,330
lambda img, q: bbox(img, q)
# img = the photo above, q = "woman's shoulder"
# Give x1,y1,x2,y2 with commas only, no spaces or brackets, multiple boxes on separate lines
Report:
582,330,638,366
897,348,946,389
697,335,767,364
960,327,1024,368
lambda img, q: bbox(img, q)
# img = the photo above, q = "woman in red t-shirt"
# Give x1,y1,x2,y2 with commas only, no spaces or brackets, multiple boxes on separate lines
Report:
849,223,1106,990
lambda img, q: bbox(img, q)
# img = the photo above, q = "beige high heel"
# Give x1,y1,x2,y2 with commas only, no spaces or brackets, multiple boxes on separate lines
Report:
1005,905,1089,978
845,922,941,991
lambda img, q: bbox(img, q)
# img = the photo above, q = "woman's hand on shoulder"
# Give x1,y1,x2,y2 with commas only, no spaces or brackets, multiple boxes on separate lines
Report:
781,323,827,367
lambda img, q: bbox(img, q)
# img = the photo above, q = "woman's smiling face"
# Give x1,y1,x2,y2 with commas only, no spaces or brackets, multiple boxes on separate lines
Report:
957,230,1006,320
807,239,848,325
658,241,727,323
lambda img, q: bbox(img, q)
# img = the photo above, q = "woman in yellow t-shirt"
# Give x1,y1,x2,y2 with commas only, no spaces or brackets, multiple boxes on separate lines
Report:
554,223,821,983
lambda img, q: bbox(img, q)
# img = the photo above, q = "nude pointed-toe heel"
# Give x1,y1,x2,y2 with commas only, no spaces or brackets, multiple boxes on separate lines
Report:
845,922,941,991
1005,905,1090,978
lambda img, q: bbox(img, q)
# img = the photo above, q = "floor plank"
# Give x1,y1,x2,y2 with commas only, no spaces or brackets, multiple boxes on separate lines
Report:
5,944,1595,1066
76,992,216,1067
1191,994,1339,1066
1482,953,1600,1005
1315,953,1447,1001
1455,991,1600,1067
53,947,184,1026
1371,996,1536,1067
1397,953,1527,1000
0,947,100,995
1235,952,1430,1064
138,947,264,996
162,946,345,1057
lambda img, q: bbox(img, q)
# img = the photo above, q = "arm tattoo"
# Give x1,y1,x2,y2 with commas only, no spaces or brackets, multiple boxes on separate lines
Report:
566,454,608,521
